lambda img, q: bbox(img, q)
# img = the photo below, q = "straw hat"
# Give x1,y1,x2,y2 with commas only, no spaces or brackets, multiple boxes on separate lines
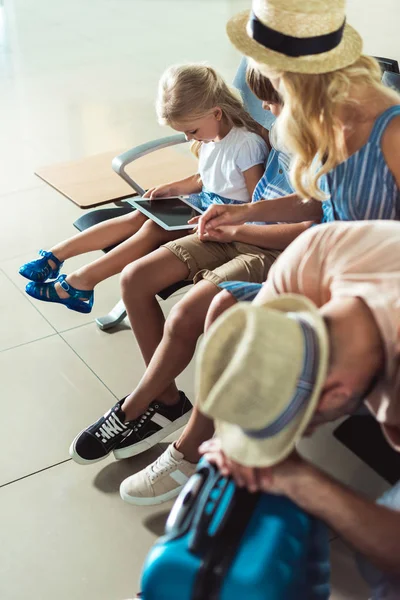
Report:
227,0,362,74
196,295,329,467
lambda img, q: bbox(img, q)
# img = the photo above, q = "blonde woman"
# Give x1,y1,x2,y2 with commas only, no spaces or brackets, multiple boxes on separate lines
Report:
197,1,400,237
19,64,268,313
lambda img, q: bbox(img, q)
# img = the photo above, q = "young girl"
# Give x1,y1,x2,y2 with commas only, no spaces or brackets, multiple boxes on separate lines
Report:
19,64,268,313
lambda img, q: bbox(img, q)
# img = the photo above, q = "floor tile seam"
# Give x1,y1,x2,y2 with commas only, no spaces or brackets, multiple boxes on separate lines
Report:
57,320,120,335
0,332,59,354
0,458,72,489
0,266,59,334
59,332,119,401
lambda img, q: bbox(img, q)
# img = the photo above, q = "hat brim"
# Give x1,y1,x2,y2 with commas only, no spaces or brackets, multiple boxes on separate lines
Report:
227,10,363,74
214,294,329,467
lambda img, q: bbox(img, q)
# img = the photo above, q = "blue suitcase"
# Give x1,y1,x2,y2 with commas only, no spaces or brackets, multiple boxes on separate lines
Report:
141,460,330,599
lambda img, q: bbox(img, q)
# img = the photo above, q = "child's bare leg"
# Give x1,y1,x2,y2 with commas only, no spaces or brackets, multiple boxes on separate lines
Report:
120,248,191,376
54,220,186,298
174,289,239,462
49,211,148,267
120,279,222,421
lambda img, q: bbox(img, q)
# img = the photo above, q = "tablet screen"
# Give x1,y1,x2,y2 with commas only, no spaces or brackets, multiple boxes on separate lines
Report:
132,197,202,230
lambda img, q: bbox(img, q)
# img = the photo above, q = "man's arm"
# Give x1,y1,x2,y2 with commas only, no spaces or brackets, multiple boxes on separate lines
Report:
200,440,400,575
284,462,400,575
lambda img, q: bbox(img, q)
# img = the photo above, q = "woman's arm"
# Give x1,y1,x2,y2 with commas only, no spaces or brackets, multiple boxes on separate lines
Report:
382,115,400,188
232,221,314,250
195,195,323,235
144,174,202,198
198,221,314,249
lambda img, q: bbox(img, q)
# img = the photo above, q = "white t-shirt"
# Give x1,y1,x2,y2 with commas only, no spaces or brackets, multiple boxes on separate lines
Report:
198,127,268,202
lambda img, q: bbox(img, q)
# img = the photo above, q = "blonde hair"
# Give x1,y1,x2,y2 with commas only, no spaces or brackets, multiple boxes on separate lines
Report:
156,64,260,157
257,56,400,200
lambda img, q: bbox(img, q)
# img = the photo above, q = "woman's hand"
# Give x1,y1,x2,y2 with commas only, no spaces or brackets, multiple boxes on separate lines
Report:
142,183,179,199
199,438,309,497
190,203,254,236
197,225,238,243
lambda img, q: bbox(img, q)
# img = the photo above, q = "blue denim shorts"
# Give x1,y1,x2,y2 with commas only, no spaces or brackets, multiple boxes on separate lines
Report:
188,190,244,212
218,280,264,302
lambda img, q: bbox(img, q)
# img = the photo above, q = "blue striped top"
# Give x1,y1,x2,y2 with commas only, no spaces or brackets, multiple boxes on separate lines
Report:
321,105,400,222
252,146,293,203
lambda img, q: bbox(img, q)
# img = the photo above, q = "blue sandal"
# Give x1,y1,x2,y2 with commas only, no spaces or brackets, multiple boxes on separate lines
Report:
19,249,64,283
25,274,94,314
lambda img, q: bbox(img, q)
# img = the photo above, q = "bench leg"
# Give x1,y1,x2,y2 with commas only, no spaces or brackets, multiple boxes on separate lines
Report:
95,299,127,331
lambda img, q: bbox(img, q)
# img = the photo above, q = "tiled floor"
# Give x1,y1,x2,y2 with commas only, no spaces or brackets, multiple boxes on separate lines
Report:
1,1,399,599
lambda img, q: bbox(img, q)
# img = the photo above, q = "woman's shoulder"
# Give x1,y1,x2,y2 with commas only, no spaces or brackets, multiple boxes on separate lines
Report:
380,109,400,188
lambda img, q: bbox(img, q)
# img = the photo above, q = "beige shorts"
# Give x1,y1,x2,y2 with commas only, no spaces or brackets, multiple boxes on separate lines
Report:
163,233,280,287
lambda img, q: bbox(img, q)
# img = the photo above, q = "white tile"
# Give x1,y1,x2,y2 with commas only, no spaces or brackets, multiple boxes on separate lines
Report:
0,454,170,600
0,335,117,485
61,294,196,401
0,269,55,351
0,186,82,261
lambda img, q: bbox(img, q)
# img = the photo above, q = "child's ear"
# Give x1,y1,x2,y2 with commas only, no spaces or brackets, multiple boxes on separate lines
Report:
214,107,222,121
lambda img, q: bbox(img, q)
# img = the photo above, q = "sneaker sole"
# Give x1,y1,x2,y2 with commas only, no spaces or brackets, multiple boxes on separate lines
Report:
113,409,193,460
120,482,185,506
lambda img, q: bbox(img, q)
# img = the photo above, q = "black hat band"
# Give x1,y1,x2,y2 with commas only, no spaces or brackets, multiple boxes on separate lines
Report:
249,11,345,58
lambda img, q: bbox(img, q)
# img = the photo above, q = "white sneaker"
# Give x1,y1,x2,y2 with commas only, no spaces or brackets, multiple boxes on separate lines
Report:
120,444,197,506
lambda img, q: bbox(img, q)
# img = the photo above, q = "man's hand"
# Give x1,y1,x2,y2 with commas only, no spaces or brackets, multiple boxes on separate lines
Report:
199,437,308,496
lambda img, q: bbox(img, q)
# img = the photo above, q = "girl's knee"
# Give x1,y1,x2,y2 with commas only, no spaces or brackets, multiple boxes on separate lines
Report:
120,260,148,297
205,289,237,331
141,218,177,244
125,210,147,227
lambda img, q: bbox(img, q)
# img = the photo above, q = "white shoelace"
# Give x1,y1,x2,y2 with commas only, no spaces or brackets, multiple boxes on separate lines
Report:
150,448,178,477
96,412,127,442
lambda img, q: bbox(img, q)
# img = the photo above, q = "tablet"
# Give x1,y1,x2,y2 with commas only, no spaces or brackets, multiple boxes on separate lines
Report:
127,196,203,231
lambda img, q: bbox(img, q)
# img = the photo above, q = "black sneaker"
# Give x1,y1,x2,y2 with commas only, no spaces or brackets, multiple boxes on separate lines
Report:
113,391,192,460
69,399,134,465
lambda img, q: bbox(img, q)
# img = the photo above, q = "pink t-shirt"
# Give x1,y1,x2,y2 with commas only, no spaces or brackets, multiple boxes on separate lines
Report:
262,220,400,450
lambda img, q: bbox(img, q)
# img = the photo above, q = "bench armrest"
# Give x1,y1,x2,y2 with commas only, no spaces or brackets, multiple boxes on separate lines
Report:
112,134,188,195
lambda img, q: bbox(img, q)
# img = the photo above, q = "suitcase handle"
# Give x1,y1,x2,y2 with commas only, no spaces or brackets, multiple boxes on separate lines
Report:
165,472,205,535
192,487,261,600
189,471,236,554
